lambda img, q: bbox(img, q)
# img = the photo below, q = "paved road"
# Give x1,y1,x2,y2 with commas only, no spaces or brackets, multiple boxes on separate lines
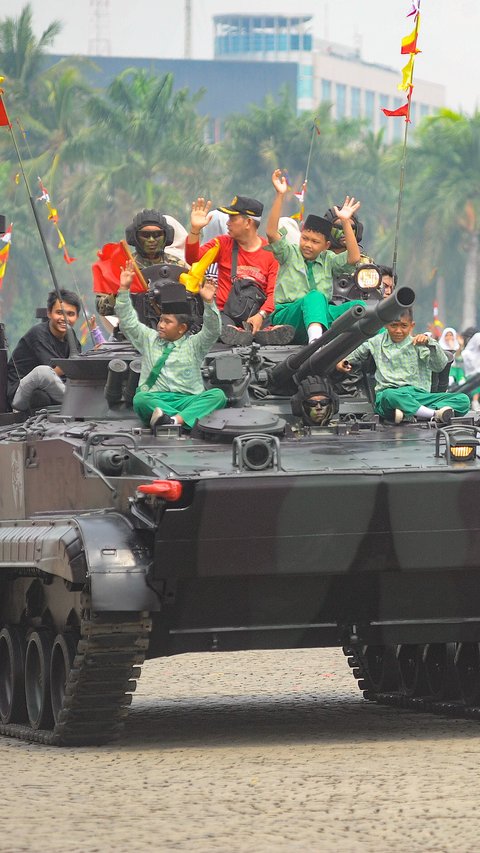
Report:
2,648,480,853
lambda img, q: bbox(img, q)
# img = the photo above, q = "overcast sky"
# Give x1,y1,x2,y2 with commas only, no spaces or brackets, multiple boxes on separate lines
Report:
6,0,480,113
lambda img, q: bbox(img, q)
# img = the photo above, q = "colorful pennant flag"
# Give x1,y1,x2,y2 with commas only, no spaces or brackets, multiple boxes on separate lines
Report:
0,97,10,128
429,299,444,340
381,101,411,121
36,177,77,265
381,1,421,123
0,224,13,289
401,20,420,54
79,319,89,346
398,54,416,92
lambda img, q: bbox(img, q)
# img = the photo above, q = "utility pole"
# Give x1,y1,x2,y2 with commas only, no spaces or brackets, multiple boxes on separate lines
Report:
185,0,192,58
88,0,111,56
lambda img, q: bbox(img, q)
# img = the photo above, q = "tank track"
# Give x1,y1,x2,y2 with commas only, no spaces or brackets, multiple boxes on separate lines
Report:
343,644,480,722
0,605,151,746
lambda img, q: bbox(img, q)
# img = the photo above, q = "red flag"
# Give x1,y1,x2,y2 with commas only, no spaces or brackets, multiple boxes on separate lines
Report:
63,247,77,264
92,241,147,294
0,95,11,128
381,102,411,120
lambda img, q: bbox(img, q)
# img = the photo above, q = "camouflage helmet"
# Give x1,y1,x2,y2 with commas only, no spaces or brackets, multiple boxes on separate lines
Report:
323,207,364,250
125,209,174,254
290,376,339,427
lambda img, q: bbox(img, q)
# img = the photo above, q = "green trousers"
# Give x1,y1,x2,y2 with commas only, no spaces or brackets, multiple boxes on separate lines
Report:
271,291,365,344
375,386,471,419
133,388,227,429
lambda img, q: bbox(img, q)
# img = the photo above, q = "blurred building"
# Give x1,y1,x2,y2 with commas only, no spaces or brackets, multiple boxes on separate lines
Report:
65,55,298,143
51,12,445,143
213,14,445,141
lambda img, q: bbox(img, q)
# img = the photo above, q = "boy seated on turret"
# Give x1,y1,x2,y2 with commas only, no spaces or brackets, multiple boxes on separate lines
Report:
266,169,364,344
336,307,471,424
115,260,226,431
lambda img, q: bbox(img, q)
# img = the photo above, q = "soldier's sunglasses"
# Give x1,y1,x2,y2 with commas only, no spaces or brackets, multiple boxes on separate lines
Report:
137,229,164,239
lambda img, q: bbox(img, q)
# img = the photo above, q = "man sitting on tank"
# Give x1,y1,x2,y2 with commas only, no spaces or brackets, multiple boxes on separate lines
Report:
265,169,364,344
336,306,471,424
7,289,81,412
115,260,227,431
185,194,294,346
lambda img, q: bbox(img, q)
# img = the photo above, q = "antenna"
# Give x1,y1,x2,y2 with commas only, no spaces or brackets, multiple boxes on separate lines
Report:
185,0,192,58
88,0,111,56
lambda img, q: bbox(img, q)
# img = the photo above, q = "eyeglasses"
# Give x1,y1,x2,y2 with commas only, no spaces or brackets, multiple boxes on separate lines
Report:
137,230,164,239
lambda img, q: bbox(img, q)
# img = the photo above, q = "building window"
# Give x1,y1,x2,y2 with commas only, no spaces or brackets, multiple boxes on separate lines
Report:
379,95,389,130
392,98,404,141
420,104,430,118
336,83,346,119
298,64,313,101
321,79,331,102
351,87,361,118
365,90,375,122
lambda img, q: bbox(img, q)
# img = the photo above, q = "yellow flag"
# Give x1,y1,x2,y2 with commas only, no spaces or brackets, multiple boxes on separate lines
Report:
398,54,415,91
179,239,220,293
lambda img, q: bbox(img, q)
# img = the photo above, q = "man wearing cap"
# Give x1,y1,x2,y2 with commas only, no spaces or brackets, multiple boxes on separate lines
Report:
185,195,292,346
266,169,363,344
115,261,226,431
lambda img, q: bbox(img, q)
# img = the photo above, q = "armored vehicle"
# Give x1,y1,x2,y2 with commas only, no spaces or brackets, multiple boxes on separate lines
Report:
1,284,480,746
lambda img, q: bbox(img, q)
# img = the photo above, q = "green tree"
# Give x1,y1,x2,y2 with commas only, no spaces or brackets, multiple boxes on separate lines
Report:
0,4,61,103
408,109,480,328
66,68,216,242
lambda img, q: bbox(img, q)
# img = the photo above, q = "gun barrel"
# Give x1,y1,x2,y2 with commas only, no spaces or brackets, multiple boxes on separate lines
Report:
267,303,366,393
294,286,415,382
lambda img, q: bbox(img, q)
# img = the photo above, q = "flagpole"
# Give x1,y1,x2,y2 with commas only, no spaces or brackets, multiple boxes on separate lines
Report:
391,112,411,279
1,92,79,354
391,2,421,279
304,121,318,187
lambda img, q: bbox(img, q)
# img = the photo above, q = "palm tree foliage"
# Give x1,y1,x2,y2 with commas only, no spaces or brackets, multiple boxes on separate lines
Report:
0,3,61,102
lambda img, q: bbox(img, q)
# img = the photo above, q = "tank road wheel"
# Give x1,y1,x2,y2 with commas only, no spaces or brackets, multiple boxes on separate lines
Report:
25,630,54,730
363,645,399,693
50,633,77,725
455,643,480,706
423,643,459,701
0,626,27,724
397,644,428,697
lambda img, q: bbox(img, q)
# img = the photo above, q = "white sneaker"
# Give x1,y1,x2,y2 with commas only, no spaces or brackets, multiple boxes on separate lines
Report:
394,409,404,424
434,406,453,425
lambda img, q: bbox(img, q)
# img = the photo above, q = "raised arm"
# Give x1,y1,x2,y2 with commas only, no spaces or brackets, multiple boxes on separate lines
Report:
187,197,213,246
266,169,288,244
333,196,361,264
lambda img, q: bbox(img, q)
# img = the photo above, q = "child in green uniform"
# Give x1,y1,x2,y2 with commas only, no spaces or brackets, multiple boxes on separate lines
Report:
115,260,227,431
336,308,471,424
266,169,363,344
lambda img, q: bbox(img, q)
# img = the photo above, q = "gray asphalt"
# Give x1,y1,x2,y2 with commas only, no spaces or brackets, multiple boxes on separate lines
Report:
2,648,480,853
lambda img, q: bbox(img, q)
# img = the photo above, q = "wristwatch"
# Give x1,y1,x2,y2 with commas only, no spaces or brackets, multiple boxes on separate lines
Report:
259,309,268,319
